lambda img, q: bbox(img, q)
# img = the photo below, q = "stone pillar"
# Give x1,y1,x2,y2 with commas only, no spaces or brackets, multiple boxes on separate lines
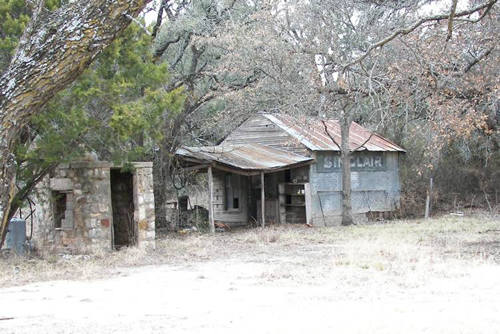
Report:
133,163,155,249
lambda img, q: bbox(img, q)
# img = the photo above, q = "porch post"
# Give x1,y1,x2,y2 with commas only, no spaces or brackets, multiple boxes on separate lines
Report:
208,166,215,233
261,171,265,228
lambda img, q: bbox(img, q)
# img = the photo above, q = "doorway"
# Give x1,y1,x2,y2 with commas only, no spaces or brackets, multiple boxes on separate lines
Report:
111,169,136,248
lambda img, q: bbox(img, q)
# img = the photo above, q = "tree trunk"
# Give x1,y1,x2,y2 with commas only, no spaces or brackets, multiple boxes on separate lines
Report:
424,177,433,219
208,166,215,233
340,117,354,226
0,0,151,249
153,151,168,232
152,109,188,233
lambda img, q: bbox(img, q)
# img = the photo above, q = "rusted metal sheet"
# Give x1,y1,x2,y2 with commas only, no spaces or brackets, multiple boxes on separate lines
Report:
176,144,313,172
263,114,406,152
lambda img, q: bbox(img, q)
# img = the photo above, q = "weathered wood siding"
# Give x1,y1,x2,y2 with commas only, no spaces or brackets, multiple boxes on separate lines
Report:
212,170,249,226
308,152,401,226
221,115,309,156
257,199,280,225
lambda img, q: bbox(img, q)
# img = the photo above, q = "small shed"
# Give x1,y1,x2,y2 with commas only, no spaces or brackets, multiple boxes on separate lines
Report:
175,113,405,227
31,161,155,252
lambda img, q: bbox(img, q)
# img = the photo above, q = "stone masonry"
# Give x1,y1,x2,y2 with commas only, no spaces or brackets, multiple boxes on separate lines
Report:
32,161,155,253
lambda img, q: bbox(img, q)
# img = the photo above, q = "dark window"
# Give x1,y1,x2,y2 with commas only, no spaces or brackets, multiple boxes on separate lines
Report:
178,196,188,212
225,174,241,210
53,192,67,229
284,169,291,182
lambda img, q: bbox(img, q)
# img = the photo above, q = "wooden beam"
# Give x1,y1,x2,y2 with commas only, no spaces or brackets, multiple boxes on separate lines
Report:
206,163,254,176
208,166,215,233
278,183,285,224
261,171,265,228
182,164,210,172
304,182,312,226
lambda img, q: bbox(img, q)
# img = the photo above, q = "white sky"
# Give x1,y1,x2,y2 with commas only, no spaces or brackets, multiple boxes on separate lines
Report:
143,0,160,26
420,0,472,15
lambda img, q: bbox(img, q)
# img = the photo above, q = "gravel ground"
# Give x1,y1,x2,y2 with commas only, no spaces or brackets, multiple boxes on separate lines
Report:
0,215,499,333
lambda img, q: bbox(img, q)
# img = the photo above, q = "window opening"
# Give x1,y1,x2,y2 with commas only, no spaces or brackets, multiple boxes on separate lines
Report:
53,191,67,229
225,174,241,210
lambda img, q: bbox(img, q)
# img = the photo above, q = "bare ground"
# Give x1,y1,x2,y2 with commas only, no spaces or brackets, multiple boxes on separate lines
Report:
0,214,499,333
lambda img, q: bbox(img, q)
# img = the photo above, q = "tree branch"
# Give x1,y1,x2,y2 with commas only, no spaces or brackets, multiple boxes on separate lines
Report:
352,132,376,152
124,14,151,35
342,0,498,71
456,1,496,23
447,0,459,41
169,32,192,70
464,46,495,73
8,163,57,222
154,34,181,59
151,0,169,38
321,120,341,150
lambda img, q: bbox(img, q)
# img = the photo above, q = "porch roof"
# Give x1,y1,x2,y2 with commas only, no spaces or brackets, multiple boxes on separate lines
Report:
176,144,313,174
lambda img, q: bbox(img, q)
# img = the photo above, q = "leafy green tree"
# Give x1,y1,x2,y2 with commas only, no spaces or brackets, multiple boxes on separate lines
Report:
151,0,261,230
0,0,62,71
10,16,185,227
0,0,152,248
37,22,184,162
0,0,30,71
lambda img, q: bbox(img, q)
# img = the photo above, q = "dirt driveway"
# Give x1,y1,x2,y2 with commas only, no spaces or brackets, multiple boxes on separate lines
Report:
1,216,499,333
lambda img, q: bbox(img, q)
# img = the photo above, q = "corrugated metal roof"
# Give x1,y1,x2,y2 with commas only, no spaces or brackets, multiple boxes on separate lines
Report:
176,144,313,172
263,114,405,152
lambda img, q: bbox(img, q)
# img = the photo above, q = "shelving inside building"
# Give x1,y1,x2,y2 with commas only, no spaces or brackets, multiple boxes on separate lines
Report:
279,182,307,224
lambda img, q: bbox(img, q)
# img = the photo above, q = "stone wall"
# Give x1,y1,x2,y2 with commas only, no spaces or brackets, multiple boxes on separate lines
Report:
32,162,113,252
32,161,155,253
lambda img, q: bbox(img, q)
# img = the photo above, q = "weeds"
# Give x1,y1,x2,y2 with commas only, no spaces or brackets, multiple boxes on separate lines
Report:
0,214,498,288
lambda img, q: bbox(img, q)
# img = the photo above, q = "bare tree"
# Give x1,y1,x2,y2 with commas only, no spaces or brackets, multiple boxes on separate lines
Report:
215,0,497,224
381,3,499,213
150,0,261,229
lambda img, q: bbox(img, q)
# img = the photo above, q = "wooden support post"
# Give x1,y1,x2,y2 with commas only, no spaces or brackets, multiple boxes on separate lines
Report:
261,171,265,228
208,166,215,233
425,177,433,219
278,183,285,224
304,182,312,226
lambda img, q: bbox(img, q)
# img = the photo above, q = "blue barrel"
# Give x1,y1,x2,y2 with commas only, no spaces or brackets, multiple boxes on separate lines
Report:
6,218,26,255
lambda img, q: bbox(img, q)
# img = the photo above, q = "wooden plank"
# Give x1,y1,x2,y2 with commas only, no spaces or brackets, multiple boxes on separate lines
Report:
278,183,285,224
208,166,215,233
304,182,312,226
261,171,265,227
182,164,210,172
209,164,255,176
221,115,307,154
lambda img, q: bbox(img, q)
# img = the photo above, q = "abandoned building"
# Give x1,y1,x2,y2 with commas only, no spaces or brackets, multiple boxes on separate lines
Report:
31,161,155,252
175,113,406,227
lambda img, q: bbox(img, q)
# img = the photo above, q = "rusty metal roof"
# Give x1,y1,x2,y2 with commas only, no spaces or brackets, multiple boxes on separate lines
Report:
263,114,405,152
176,144,313,173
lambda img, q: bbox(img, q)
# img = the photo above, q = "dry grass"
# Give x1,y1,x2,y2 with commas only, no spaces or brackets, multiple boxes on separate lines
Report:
1,213,499,288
